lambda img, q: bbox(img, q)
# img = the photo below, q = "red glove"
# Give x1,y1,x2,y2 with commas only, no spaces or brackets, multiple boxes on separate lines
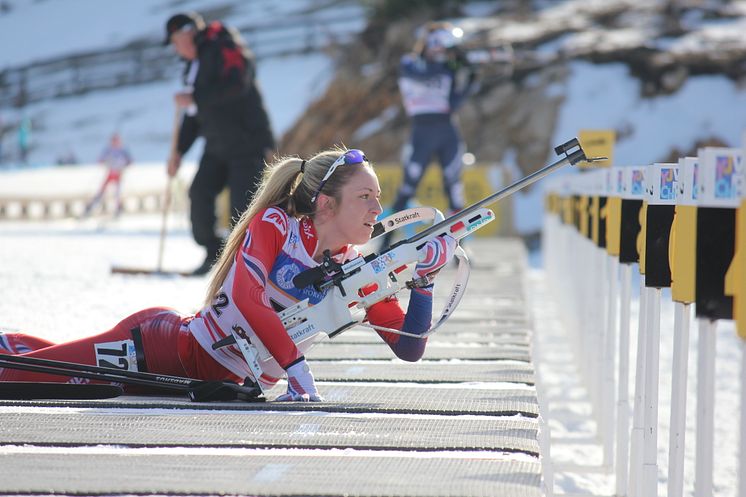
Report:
413,234,457,288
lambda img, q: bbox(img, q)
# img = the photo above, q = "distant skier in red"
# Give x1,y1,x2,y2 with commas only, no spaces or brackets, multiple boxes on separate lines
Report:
83,132,132,217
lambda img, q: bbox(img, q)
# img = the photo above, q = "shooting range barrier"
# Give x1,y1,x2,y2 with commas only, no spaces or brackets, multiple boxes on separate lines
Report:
0,162,191,220
0,238,549,496
0,162,513,237
543,147,746,497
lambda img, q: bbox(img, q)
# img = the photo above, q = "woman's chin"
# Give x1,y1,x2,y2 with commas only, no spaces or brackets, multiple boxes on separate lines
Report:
353,233,373,245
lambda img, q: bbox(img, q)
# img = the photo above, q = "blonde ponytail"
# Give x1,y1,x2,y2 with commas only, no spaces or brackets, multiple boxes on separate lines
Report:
204,146,368,306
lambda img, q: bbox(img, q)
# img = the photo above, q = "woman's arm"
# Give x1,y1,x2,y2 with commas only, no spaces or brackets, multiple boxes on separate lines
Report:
366,291,431,362
230,208,302,369
366,235,457,361
230,209,322,402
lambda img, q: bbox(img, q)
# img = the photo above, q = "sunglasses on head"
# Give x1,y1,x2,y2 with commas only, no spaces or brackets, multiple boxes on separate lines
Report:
310,149,367,203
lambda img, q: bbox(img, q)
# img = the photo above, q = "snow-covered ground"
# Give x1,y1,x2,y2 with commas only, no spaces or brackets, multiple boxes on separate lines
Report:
531,265,742,496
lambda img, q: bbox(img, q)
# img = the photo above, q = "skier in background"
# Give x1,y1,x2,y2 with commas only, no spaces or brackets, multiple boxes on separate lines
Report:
164,12,276,276
83,133,132,217
381,22,479,247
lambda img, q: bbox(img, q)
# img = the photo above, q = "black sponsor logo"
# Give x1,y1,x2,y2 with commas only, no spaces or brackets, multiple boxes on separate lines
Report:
388,211,421,227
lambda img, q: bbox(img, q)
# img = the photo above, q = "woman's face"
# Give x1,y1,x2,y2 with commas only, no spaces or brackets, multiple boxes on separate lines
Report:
330,167,383,245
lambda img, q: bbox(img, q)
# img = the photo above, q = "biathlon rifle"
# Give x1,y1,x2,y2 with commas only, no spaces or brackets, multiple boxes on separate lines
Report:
217,138,600,394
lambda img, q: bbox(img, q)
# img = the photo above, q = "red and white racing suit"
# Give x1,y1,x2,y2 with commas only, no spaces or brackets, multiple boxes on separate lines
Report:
0,207,433,388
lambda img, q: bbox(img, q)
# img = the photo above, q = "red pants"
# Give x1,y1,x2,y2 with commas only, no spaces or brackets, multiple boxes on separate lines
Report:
0,308,238,390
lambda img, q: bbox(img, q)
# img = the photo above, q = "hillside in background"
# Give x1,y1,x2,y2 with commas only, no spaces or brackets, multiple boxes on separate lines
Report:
282,0,746,175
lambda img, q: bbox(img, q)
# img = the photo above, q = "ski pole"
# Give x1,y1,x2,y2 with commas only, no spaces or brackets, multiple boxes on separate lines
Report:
0,354,262,402
156,107,182,273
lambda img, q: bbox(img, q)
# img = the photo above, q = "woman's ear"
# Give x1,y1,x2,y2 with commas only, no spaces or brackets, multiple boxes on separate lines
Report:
315,194,336,217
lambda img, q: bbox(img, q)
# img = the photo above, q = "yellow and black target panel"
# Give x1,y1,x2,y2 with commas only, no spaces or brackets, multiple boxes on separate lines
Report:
670,205,697,303
669,157,698,304
724,199,745,339
592,195,607,249
695,207,735,319
605,167,625,257
619,166,646,266
606,195,621,256
543,193,549,214
643,163,679,288
562,194,574,226
693,147,743,320
644,204,675,288
620,199,642,264
576,195,590,239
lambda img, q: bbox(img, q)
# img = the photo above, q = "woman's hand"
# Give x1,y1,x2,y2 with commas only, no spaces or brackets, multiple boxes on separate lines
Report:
275,357,323,402
413,234,458,287
173,91,195,109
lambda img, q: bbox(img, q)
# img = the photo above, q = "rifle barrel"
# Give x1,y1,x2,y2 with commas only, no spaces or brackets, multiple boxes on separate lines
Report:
407,146,585,245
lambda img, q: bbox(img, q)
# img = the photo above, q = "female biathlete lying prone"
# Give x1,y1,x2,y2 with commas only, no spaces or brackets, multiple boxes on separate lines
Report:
0,147,457,401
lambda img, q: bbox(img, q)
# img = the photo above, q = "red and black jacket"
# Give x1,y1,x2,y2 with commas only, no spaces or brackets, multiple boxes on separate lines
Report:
177,21,275,159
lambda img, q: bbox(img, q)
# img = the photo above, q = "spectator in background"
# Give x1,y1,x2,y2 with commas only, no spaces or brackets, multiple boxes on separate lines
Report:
381,22,479,247
17,116,31,164
164,12,276,276
83,133,132,217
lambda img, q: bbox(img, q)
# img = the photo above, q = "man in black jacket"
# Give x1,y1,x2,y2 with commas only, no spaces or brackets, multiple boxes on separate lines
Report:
164,12,275,275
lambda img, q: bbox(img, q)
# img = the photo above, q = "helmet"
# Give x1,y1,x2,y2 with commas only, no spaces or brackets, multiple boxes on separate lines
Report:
425,27,464,51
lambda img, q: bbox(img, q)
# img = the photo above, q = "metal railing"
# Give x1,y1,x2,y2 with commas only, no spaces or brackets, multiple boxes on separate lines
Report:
0,6,364,108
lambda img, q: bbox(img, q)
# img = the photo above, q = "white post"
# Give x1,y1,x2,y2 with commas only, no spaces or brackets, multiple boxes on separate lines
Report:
667,302,691,497
589,245,606,430
581,241,591,390
694,319,717,497
629,277,648,497
604,255,618,468
642,287,662,497
616,263,632,496
738,340,746,497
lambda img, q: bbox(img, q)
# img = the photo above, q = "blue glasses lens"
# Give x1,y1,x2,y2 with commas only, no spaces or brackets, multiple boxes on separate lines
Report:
342,149,366,165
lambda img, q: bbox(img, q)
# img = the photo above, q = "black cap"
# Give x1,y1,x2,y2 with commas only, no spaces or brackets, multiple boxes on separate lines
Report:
163,12,204,45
